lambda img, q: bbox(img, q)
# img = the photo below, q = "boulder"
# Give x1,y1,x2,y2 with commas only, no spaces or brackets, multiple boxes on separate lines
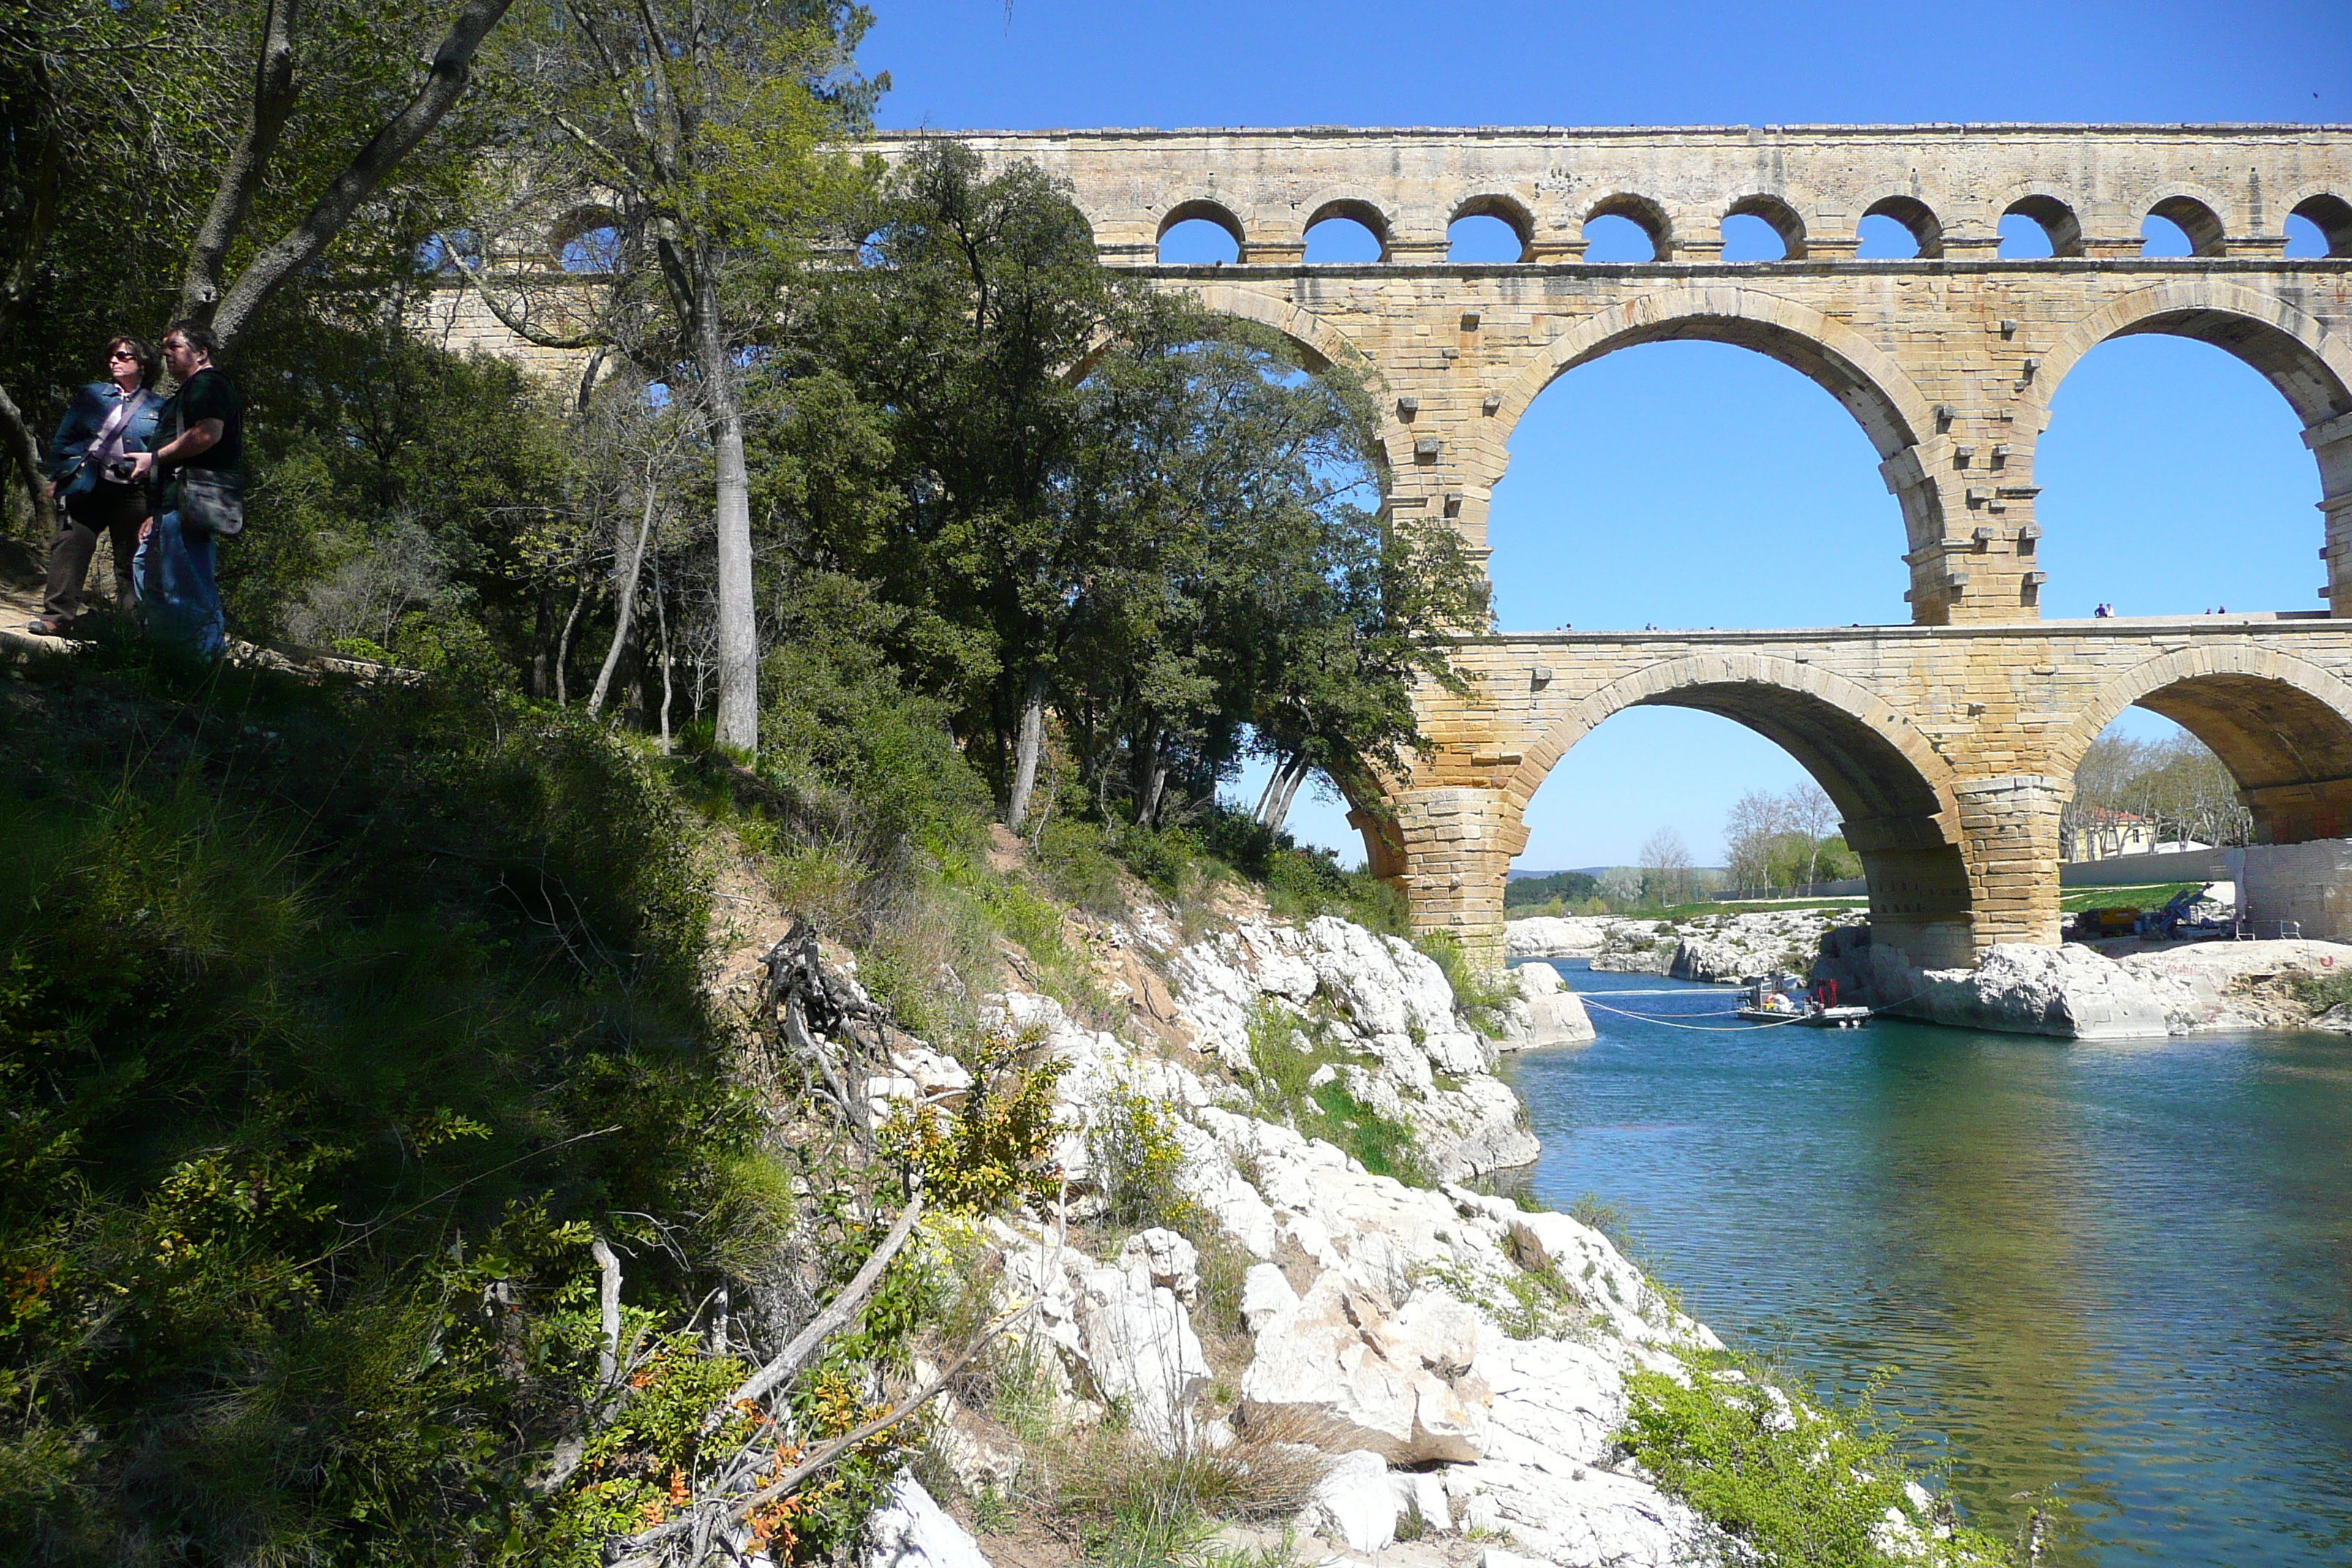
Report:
1300,1450,1398,1553
1884,942,2170,1040
862,1476,993,1568
1240,1273,1492,1463
1240,1262,1298,1333
1493,962,1596,1050
1075,1262,1210,1452
1117,1228,1201,1306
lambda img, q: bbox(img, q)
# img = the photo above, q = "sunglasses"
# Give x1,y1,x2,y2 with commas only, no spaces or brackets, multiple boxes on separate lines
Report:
108,350,139,361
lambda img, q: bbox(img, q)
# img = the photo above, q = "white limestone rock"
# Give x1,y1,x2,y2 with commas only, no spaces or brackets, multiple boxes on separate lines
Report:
862,1475,994,1568
1240,1273,1493,1463
1879,941,2170,1040
1490,962,1597,1051
1117,1228,1202,1306
1300,1450,1400,1553
1240,1262,1298,1333
1502,916,1616,959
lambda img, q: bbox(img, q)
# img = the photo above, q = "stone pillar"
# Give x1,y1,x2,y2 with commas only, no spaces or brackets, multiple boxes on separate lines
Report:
1953,776,2068,950
2302,411,2352,615
2241,777,2352,844
1373,785,1525,970
1843,814,1977,970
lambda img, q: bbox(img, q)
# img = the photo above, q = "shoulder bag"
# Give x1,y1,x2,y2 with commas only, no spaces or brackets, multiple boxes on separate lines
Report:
162,379,243,536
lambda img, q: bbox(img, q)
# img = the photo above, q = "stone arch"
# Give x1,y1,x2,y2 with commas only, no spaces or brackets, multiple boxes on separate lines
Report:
2059,644,2352,843
1582,192,1673,260
2000,191,2086,257
2024,279,2352,434
549,204,624,271
1725,194,1808,260
1499,652,1975,965
1163,281,1377,376
2288,192,2352,257
1450,193,1535,260
1156,199,1247,258
1301,195,1392,259
1861,195,1943,257
1493,286,1935,462
2144,189,2229,257
1501,654,1958,825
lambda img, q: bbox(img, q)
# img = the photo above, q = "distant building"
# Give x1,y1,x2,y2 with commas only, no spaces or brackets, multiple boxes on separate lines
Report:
2065,811,2209,862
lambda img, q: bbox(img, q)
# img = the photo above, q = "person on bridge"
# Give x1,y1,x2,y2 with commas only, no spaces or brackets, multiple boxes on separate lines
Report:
129,322,242,659
29,336,161,636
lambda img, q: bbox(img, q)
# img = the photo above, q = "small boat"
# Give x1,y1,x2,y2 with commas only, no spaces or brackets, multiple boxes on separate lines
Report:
1737,979,1872,1029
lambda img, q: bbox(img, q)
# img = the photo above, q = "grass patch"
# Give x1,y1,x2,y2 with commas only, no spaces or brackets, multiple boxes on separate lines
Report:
1240,1006,1430,1187
2055,881,2206,915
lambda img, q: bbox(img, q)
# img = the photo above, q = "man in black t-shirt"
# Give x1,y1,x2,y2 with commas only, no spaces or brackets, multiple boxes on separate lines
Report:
129,320,241,656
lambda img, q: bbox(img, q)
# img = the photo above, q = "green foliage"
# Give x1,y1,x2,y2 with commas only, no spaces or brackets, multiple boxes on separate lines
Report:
1618,1354,2005,1568
1088,1087,1196,1232
1239,1005,1429,1188
0,652,751,1563
1417,1258,1588,1341
881,1027,1068,1215
761,568,993,861
1414,930,1511,1028
1505,870,1599,908
1036,813,1131,915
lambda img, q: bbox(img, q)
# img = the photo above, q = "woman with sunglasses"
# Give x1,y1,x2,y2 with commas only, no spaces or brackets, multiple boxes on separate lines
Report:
29,336,162,636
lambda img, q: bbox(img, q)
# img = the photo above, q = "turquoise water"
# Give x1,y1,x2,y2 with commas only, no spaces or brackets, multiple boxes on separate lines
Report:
1504,960,2352,1566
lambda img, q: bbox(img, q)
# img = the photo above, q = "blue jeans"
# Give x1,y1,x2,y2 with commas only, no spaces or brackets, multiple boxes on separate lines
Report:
134,509,224,658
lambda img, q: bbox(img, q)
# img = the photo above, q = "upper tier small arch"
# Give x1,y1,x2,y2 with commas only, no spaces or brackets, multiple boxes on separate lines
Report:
1450,195,1535,261
1582,193,1673,260
2146,192,2228,257
2290,193,2352,258
1157,200,1246,254
1861,195,1942,258
1303,197,1392,260
2002,193,2086,258
1725,195,1807,260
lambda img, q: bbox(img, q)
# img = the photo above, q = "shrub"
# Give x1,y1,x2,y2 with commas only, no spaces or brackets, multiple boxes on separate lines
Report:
1034,814,1128,915
1416,930,1512,1027
1089,1085,1196,1231
880,1025,1068,1214
1618,1354,2006,1568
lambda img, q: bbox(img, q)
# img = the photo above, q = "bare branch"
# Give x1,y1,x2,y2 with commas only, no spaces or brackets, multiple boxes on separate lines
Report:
179,0,301,325
431,231,608,351
704,1191,924,1433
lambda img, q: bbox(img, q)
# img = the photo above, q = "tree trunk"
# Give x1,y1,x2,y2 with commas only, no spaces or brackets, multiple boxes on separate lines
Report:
696,270,758,758
587,471,658,716
195,0,521,352
0,381,48,523
653,553,674,754
1006,671,1049,829
1141,764,1170,829
554,574,589,706
1259,752,1312,833
180,0,302,326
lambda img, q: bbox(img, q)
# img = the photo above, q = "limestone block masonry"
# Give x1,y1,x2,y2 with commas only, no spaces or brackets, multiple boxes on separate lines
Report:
444,124,2352,970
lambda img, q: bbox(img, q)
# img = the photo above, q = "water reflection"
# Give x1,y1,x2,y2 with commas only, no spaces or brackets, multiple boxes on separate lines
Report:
1503,961,2352,1567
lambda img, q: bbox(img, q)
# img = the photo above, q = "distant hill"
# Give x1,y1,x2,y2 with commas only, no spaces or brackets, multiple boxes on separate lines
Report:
1504,869,1600,906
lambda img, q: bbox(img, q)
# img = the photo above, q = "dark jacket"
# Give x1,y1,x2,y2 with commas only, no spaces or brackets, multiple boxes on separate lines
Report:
47,381,162,492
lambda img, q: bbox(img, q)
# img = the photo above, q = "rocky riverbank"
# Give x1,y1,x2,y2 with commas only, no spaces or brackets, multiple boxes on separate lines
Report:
810,902,1991,1568
1504,906,2352,1040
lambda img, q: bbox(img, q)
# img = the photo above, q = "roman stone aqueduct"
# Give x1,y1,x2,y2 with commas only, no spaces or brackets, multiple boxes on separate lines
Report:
439,123,2352,969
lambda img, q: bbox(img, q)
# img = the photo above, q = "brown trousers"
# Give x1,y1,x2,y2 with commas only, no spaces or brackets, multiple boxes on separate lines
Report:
43,482,146,623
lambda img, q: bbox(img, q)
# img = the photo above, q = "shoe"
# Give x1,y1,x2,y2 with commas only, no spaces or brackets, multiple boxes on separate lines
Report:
26,617,72,637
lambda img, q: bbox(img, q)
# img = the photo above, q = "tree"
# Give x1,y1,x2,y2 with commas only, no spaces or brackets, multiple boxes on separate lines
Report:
807,140,1139,823
1640,826,1694,906
1785,780,1841,889
443,0,878,756
1723,788,1793,894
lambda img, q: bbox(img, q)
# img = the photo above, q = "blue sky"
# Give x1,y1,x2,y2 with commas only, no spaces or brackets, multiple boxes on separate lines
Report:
860,0,2352,870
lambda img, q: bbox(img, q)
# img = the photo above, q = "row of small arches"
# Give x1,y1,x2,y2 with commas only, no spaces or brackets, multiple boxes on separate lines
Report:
1156,192,2352,265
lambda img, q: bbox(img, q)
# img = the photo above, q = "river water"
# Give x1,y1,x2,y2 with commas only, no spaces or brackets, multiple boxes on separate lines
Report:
1504,960,2352,1567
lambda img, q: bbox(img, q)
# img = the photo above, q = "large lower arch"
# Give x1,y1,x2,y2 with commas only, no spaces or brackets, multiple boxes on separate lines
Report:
2058,644,2352,843
2025,282,2352,611
1484,653,1980,968
1487,289,1947,617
